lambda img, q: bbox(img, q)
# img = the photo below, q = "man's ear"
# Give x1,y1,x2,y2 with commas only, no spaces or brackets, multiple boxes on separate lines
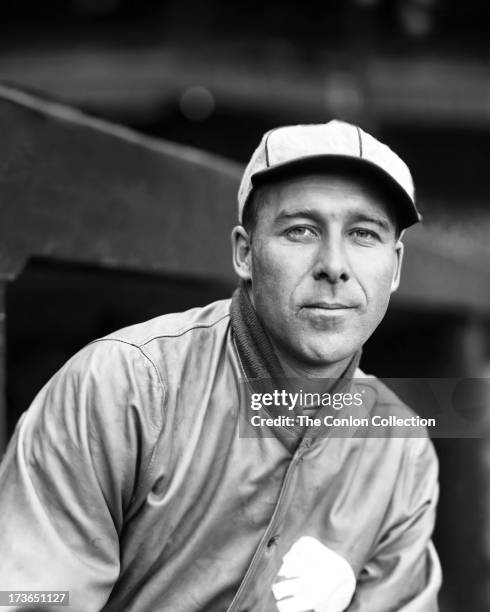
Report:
231,225,253,282
390,239,404,293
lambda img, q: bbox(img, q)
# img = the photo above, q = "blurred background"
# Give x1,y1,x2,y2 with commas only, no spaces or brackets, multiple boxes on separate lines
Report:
0,0,489,610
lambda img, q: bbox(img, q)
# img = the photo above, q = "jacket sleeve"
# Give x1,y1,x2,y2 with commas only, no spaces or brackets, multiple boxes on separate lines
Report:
348,435,442,611
0,339,164,612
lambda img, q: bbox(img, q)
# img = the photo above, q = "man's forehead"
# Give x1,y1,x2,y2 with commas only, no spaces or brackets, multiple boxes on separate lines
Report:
257,172,398,224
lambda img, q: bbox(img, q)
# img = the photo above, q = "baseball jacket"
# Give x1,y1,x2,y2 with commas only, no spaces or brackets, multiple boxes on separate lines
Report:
0,296,441,611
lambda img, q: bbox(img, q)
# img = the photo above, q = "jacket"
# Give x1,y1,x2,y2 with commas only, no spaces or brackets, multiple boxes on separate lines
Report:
0,298,441,611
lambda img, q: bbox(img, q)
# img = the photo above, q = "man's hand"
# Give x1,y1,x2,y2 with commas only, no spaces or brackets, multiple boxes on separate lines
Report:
272,536,356,612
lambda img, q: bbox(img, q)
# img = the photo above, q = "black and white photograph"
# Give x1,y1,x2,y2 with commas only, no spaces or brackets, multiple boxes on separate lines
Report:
0,2,489,611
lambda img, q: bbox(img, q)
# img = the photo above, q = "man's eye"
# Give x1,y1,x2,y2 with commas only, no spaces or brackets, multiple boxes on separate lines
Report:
351,229,379,244
285,226,318,241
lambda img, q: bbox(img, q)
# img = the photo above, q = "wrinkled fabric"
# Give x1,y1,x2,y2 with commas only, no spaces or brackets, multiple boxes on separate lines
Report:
0,298,441,611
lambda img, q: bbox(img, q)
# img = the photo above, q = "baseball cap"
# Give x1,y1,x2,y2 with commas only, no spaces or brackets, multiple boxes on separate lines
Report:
238,120,421,229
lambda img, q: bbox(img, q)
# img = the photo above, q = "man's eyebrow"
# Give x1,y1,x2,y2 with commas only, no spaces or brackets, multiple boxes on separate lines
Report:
348,212,393,232
274,208,322,223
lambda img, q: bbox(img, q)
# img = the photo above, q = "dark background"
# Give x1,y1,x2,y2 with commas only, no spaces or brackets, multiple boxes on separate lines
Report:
0,1,489,610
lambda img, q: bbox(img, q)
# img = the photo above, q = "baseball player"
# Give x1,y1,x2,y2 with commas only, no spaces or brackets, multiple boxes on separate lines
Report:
0,120,441,611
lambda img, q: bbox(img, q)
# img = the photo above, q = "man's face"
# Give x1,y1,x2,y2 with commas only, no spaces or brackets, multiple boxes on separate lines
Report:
233,172,403,371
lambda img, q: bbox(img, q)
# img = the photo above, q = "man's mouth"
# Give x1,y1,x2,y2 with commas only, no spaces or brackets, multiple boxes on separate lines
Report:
302,302,357,310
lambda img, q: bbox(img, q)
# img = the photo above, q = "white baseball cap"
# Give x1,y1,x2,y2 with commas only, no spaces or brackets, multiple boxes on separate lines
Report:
238,120,421,229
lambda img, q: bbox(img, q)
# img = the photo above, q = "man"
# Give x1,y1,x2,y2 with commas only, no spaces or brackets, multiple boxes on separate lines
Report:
0,120,441,611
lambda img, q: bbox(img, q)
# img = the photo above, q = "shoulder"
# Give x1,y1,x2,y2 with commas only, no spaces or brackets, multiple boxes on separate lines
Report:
93,298,232,349
55,298,232,377
54,298,233,402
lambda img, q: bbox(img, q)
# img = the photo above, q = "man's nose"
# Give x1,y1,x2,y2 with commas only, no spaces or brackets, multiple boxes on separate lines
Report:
312,236,350,284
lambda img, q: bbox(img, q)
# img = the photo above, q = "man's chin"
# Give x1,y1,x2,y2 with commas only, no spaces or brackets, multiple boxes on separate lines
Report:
309,351,357,369
269,328,362,373
294,339,361,371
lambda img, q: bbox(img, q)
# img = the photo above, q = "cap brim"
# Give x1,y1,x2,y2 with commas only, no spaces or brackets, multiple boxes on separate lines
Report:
250,154,421,229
